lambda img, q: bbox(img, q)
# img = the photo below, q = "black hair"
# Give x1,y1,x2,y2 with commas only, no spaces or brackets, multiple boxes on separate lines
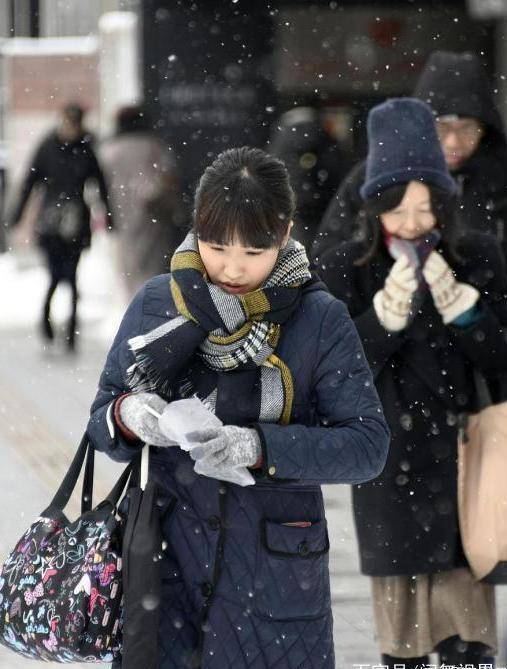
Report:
193,146,296,249
62,103,84,125
355,183,460,266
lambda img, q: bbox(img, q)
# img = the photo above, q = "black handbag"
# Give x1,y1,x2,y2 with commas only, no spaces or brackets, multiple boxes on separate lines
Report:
0,433,132,662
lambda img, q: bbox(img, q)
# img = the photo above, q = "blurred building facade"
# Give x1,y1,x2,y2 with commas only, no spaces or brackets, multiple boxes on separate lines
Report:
2,0,507,220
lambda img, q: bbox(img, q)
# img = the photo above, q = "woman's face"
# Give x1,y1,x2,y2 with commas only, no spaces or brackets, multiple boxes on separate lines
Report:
380,181,436,240
198,225,291,295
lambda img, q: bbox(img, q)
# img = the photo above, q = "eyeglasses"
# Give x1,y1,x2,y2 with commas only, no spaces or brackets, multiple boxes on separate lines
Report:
436,119,484,142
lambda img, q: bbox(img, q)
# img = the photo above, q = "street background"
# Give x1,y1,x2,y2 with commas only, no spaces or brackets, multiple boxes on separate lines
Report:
3,1,507,667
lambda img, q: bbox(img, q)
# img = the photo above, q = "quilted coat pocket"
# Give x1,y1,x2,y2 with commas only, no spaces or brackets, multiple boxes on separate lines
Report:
255,519,330,621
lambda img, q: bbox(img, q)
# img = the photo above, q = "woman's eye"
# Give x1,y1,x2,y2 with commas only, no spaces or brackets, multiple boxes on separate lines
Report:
246,251,263,256
211,246,224,252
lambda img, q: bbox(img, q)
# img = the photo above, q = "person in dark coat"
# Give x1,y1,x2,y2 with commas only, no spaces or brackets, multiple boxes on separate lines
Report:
318,98,507,669
313,51,507,262
87,146,390,669
269,107,349,250
8,103,113,350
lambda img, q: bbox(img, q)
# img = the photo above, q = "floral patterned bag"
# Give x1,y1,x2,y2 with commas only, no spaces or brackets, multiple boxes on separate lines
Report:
0,434,132,663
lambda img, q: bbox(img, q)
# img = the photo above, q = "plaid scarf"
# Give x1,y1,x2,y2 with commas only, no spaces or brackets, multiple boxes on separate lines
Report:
126,232,311,425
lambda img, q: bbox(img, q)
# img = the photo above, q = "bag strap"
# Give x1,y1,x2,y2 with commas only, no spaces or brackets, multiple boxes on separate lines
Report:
49,433,90,511
104,460,135,509
81,443,94,514
473,368,493,411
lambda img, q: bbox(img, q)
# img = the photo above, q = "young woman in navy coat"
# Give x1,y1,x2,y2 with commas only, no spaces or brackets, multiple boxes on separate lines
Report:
88,147,389,669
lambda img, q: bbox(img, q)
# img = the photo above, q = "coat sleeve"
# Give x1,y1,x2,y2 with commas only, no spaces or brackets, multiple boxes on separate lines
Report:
310,161,365,262
317,242,406,379
87,289,146,462
8,143,45,226
449,239,507,375
86,143,114,230
254,299,390,485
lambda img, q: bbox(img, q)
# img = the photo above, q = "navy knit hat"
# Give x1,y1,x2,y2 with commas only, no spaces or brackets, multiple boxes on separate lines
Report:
360,98,457,201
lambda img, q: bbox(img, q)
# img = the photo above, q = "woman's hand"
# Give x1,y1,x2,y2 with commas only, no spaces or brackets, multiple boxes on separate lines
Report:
373,255,419,332
187,426,262,469
423,251,479,324
117,392,175,447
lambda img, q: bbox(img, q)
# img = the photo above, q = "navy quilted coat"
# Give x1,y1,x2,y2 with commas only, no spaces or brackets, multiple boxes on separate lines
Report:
87,274,389,669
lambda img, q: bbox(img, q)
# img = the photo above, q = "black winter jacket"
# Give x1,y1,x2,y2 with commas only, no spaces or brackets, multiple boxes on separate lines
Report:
10,131,112,249
318,233,507,576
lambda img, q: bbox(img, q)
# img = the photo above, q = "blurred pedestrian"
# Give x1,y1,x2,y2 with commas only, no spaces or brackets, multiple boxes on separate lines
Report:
7,102,113,351
317,98,507,669
313,51,507,261
269,107,350,249
87,146,389,669
100,105,186,298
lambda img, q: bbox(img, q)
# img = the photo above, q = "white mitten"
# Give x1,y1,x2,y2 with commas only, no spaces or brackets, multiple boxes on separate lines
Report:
422,251,479,324
373,255,419,332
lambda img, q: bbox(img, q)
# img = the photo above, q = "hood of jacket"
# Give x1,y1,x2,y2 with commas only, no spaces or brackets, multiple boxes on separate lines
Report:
413,51,506,146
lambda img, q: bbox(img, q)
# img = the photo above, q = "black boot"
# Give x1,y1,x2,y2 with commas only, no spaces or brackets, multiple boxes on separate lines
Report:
40,282,57,342
66,316,77,353
437,635,494,668
40,312,54,341
66,276,79,352
381,653,430,669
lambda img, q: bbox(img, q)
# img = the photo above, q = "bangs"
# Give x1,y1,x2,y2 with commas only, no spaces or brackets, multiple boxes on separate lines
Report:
194,187,289,249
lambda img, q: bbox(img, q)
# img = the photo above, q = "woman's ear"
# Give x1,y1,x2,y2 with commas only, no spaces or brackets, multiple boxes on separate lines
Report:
282,220,294,246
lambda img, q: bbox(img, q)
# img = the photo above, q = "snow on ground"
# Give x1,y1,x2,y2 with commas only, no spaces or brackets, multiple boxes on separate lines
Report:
0,231,127,340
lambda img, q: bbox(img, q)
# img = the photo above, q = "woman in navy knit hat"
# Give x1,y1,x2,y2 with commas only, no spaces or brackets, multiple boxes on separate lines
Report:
318,98,507,668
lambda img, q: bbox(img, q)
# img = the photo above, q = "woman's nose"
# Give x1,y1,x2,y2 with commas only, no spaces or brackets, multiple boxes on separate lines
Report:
223,264,243,281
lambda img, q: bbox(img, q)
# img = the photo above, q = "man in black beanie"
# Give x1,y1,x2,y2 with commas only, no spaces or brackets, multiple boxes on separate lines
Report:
312,51,507,261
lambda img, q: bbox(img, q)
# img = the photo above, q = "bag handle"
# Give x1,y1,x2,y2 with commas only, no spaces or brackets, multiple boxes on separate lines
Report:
47,433,134,515
103,460,135,509
473,368,493,411
82,442,94,513
49,433,90,512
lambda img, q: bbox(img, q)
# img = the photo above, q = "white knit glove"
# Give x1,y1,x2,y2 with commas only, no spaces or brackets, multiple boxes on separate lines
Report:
186,426,262,468
422,251,479,324
118,392,176,447
373,255,419,332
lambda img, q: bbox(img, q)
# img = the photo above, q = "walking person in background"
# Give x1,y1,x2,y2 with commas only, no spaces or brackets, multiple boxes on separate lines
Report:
7,102,113,352
87,146,389,669
317,99,507,669
100,105,186,299
269,107,350,250
313,51,507,261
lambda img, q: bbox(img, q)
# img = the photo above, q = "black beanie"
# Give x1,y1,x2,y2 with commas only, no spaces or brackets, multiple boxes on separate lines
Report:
360,98,456,201
413,51,504,137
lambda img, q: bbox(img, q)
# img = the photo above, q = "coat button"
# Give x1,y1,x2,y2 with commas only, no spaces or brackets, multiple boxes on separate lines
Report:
201,582,213,598
298,541,310,557
268,466,276,476
207,516,220,531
